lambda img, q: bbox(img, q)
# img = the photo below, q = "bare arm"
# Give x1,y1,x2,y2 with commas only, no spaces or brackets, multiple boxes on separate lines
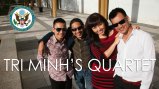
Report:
104,35,119,58
38,41,44,56
37,41,45,62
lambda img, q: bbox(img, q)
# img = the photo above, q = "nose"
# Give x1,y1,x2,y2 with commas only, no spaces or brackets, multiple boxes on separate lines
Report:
76,29,80,33
117,24,122,29
96,26,101,30
59,30,65,34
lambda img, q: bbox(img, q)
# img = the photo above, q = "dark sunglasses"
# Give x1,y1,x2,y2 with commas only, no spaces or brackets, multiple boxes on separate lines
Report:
71,26,83,31
112,18,126,28
55,28,66,32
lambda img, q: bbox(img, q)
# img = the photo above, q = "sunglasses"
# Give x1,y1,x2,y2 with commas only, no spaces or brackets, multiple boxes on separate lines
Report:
111,18,126,28
55,28,66,32
71,26,83,31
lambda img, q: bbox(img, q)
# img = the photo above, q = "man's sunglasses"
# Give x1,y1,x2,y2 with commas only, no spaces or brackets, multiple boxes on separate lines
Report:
111,18,126,28
55,28,66,32
71,26,83,31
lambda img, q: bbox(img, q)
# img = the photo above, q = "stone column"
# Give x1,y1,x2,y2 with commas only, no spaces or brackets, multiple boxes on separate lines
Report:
51,0,57,17
30,0,34,9
38,0,42,7
99,0,109,19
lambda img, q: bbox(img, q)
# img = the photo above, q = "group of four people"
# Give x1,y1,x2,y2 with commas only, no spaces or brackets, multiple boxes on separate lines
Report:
37,8,156,89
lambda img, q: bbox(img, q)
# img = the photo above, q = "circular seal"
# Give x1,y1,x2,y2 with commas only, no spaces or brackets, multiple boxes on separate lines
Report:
9,6,35,31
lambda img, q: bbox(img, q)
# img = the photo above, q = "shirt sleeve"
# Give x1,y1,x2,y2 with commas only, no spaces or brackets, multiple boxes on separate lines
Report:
38,32,53,44
37,53,43,62
140,33,156,89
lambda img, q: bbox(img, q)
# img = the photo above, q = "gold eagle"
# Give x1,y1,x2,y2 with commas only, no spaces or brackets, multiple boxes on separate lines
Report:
15,12,29,24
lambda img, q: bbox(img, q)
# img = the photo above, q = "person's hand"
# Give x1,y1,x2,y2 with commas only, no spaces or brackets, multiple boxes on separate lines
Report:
132,25,140,29
114,33,120,45
114,37,119,45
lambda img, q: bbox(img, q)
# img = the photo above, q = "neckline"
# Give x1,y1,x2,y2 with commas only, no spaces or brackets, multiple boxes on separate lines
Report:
100,30,117,40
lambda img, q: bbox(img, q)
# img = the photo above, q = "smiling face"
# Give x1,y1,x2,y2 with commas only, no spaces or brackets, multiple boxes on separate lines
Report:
110,12,130,35
52,22,66,41
71,22,83,39
92,22,106,37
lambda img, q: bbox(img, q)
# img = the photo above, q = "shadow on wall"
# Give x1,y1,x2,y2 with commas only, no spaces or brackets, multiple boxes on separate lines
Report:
150,52,159,89
155,52,159,68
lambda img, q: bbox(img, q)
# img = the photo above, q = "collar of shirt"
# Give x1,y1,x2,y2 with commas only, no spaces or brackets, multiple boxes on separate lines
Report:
74,37,85,42
119,29,138,40
50,35,65,44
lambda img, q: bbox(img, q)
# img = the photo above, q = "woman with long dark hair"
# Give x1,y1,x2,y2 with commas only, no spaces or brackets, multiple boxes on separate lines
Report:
85,13,119,89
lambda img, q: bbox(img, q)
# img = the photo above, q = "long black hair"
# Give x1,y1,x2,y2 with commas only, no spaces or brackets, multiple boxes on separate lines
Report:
85,13,110,47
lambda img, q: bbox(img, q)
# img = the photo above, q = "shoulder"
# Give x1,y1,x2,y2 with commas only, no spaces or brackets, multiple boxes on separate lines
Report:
44,32,54,37
67,37,74,43
66,37,75,49
134,30,153,41
90,43,97,49
135,30,152,37
48,32,54,35
109,29,118,37
47,35,54,43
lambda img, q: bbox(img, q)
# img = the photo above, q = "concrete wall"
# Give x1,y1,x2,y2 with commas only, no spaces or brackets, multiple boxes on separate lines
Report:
109,0,159,26
43,0,159,26
109,0,133,20
138,0,159,26
43,0,98,14
60,0,98,14
61,0,81,12
83,0,98,14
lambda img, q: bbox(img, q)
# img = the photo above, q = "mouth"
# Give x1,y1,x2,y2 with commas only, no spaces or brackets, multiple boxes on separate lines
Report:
98,29,104,34
76,33,82,37
119,26,125,31
76,31,82,35
59,34,64,37
119,28,124,31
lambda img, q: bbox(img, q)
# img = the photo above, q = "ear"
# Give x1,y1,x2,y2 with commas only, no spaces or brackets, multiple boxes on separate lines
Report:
52,27,55,32
126,16,132,26
126,16,130,22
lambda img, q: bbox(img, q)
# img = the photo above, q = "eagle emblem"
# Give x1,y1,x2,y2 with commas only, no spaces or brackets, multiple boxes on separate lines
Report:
9,6,35,31
13,9,31,27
